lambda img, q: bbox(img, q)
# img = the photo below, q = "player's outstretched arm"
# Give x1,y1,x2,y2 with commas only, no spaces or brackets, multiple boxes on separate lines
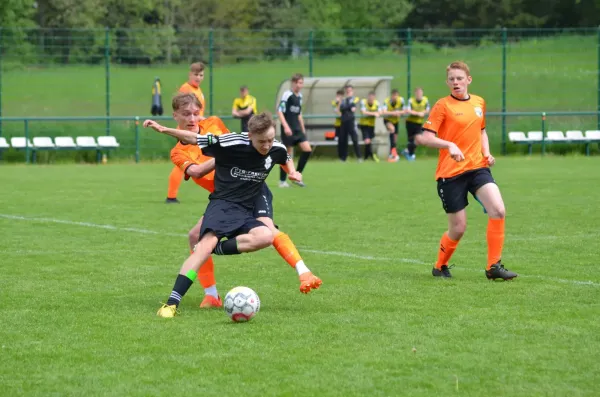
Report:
186,159,216,178
143,120,198,144
415,131,465,162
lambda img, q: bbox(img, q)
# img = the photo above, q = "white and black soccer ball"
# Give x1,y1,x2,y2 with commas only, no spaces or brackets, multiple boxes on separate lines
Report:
224,286,260,322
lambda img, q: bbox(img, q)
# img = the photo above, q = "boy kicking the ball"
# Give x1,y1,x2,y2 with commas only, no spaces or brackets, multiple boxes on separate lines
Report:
145,111,322,318
167,94,321,309
415,61,517,281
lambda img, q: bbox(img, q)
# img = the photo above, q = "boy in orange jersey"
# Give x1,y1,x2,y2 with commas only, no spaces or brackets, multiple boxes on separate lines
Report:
167,93,322,310
415,61,517,281
165,62,207,204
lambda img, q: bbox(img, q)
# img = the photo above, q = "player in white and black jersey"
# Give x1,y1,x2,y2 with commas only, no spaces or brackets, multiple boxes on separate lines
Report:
277,73,312,188
144,112,321,317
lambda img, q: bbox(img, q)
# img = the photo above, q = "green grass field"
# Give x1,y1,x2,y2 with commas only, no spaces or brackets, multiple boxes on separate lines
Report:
1,157,599,396
0,34,598,161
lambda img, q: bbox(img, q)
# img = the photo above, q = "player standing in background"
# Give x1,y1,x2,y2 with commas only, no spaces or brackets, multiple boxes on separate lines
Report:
165,62,206,204
337,84,362,162
381,89,405,162
232,85,257,132
277,73,311,188
358,91,380,162
332,89,344,141
415,61,517,281
402,87,430,161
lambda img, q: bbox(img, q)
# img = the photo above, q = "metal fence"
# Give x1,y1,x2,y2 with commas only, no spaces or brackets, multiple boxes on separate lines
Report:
0,27,598,158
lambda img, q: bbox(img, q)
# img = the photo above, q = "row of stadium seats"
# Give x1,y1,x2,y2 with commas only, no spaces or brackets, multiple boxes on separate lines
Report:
0,136,120,163
508,130,600,155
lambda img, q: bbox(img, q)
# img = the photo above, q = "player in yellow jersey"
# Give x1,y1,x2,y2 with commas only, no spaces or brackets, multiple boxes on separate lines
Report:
232,85,257,132
415,61,517,281
402,87,430,161
332,89,343,141
165,62,206,204
358,91,380,162
381,89,405,162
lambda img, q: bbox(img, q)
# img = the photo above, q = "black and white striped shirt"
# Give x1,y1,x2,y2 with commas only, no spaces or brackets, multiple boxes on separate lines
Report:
197,133,290,207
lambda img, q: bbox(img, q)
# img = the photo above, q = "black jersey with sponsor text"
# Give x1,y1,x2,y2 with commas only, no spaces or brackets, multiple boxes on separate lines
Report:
197,133,290,208
278,90,303,131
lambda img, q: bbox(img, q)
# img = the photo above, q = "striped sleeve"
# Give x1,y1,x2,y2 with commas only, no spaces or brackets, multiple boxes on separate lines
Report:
278,90,292,113
196,133,219,149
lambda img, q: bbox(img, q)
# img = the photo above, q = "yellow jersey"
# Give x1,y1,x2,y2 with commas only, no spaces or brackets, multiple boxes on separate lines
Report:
359,99,380,127
383,96,405,124
331,99,341,127
232,95,257,115
406,96,430,124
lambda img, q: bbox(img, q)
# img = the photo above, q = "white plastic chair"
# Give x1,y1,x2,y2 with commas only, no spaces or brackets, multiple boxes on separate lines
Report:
546,131,565,141
97,136,120,148
565,130,585,141
11,137,33,149
0,137,9,149
54,136,77,149
585,130,600,140
32,137,55,149
527,131,543,141
76,136,98,149
508,132,527,142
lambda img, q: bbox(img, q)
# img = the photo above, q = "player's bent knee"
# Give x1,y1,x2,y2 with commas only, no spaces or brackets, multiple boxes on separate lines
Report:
488,205,506,219
253,227,274,248
448,218,467,239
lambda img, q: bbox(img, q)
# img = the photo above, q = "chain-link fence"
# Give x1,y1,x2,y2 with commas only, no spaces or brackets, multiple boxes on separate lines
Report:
0,27,597,160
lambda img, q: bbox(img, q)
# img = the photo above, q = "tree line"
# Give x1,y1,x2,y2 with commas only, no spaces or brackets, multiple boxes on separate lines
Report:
1,0,598,65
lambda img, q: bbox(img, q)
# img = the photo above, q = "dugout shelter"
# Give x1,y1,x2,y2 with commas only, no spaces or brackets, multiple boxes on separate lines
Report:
275,76,394,155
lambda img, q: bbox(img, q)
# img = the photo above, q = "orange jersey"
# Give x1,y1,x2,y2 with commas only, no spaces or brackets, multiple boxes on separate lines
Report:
170,116,230,192
423,94,488,180
179,82,206,117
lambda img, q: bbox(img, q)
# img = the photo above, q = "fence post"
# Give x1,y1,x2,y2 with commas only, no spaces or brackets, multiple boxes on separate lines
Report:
105,27,111,136
208,29,214,116
406,28,412,101
135,116,140,163
24,120,30,164
501,27,507,155
0,27,3,137
541,112,546,157
308,30,314,77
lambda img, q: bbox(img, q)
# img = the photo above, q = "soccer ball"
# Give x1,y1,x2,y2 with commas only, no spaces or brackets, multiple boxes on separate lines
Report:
224,286,260,322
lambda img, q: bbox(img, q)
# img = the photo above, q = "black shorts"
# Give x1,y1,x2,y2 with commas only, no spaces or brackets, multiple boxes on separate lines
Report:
253,183,273,219
200,199,266,240
436,168,496,214
335,126,340,138
405,121,422,138
384,120,399,134
359,125,375,140
281,126,307,147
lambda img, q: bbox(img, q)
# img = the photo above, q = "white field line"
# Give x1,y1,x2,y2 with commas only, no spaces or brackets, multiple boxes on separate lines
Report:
1,213,599,287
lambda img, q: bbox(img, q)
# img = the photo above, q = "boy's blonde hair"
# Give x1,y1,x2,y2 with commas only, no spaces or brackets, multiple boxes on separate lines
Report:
248,112,275,134
447,61,471,76
190,62,205,73
291,73,304,83
172,93,202,111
